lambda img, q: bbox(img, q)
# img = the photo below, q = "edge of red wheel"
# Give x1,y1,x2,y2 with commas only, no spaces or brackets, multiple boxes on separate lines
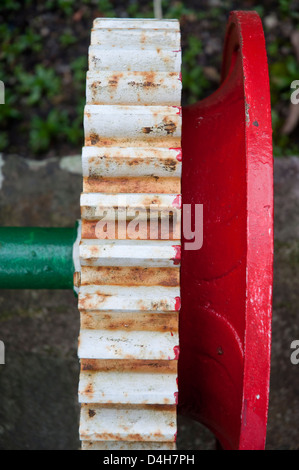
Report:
225,11,274,450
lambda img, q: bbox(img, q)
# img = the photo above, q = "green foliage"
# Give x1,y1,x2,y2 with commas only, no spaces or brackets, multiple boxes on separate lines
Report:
0,2,87,156
182,36,210,104
0,132,9,152
0,88,21,122
45,0,75,16
0,25,42,65
15,65,62,106
29,109,68,153
96,0,116,17
1,0,21,11
269,52,299,156
126,0,153,18
278,0,299,19
0,0,298,157
163,1,196,19
70,56,88,90
29,108,83,153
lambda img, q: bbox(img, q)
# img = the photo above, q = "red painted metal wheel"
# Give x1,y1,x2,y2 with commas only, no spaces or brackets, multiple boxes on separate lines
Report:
178,11,273,450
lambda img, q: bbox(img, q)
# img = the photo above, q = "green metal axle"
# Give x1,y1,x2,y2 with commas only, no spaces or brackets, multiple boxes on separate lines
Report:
0,226,78,289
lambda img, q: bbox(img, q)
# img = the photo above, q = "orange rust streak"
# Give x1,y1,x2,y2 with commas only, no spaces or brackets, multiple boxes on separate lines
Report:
80,266,180,287
83,176,181,193
84,383,94,396
89,100,179,107
81,403,176,412
80,431,176,442
87,156,179,172
81,440,176,449
80,311,179,332
84,136,181,148
80,358,178,374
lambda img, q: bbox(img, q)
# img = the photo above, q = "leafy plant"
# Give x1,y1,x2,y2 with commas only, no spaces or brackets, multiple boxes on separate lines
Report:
45,0,75,16
0,132,8,151
70,55,87,86
127,0,153,18
59,31,78,46
0,26,42,65
163,1,196,19
15,65,62,106
29,109,69,153
1,0,21,11
0,88,21,122
269,55,299,156
96,0,116,17
182,35,210,104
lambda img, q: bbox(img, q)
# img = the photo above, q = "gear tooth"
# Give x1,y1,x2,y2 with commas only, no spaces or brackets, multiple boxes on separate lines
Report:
86,71,181,106
78,18,181,449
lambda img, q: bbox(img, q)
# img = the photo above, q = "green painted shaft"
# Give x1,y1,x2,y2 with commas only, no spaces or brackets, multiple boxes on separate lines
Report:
0,226,78,289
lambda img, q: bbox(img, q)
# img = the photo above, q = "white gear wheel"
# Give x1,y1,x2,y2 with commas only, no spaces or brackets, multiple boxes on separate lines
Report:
76,18,182,450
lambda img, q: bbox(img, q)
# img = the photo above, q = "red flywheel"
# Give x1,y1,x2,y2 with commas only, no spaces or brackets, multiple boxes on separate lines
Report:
179,11,273,450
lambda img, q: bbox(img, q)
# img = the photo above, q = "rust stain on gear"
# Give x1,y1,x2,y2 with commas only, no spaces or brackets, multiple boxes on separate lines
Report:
76,17,182,450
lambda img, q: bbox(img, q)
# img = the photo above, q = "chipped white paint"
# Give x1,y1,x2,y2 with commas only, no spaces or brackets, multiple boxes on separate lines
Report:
79,403,176,442
92,18,180,30
80,192,181,221
84,105,181,143
78,369,177,404
78,284,180,312
90,29,179,49
81,146,182,178
79,239,180,267
89,47,181,73
86,71,181,106
78,329,179,360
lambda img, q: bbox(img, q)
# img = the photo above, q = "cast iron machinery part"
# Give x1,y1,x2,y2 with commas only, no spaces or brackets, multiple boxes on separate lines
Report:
0,11,273,450
75,18,182,450
179,11,273,450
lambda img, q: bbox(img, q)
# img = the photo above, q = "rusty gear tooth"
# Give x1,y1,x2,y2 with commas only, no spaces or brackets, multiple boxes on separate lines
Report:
76,18,182,450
